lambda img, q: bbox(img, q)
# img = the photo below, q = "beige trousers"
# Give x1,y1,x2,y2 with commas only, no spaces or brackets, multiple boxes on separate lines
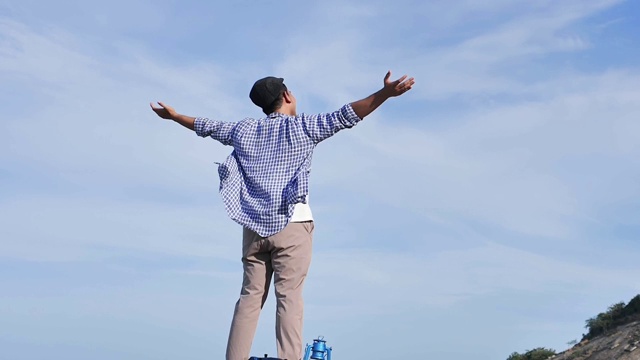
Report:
226,221,314,360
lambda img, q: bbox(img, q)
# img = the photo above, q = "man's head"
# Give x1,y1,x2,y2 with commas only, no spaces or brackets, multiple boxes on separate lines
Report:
250,76,296,115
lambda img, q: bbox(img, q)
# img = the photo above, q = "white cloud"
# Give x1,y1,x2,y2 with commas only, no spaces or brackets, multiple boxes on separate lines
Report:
336,68,640,240
306,240,640,316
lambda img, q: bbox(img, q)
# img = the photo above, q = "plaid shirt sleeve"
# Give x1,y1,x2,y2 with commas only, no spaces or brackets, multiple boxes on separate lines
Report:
194,117,236,145
299,104,363,144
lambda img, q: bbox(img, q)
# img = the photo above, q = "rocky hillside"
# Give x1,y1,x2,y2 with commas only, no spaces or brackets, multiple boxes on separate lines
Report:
507,295,640,360
551,320,640,360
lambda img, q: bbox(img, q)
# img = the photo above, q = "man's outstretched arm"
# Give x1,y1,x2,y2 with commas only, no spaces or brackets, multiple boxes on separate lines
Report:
150,102,235,145
300,71,415,143
350,71,415,119
150,102,196,130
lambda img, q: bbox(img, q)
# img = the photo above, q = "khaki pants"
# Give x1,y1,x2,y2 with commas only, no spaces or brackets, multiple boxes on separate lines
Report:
226,221,314,360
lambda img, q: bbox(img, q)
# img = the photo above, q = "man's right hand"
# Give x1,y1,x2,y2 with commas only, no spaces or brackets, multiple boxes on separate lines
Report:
382,71,415,98
150,101,178,120
150,101,196,130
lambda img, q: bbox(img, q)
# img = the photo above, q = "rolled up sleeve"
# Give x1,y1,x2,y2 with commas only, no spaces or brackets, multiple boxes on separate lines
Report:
194,117,236,146
299,104,363,144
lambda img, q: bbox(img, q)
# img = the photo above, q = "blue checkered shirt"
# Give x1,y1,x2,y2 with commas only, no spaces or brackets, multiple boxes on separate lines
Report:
194,104,362,237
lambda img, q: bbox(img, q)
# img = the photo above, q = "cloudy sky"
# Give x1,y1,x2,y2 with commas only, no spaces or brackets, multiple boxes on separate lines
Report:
2,0,640,359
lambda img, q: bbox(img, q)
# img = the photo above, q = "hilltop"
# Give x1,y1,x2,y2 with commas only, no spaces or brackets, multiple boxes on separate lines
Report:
552,320,640,360
507,294,640,360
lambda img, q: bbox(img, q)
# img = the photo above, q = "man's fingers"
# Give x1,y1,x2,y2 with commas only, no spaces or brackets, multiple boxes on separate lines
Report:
384,71,392,82
394,77,415,95
394,75,408,85
404,79,415,92
399,77,415,87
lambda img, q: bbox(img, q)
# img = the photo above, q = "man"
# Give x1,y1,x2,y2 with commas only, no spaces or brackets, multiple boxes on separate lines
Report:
150,71,414,360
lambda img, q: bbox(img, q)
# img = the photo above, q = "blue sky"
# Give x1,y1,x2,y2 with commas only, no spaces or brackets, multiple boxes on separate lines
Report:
1,0,640,359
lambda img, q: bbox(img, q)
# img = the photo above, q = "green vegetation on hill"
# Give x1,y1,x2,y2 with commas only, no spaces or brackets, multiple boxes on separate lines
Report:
506,294,640,360
583,294,640,340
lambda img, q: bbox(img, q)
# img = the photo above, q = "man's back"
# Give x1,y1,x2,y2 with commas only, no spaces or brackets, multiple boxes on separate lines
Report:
194,105,362,237
230,114,315,195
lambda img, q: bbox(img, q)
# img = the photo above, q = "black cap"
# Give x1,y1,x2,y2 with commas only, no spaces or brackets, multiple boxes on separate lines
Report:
249,76,285,109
